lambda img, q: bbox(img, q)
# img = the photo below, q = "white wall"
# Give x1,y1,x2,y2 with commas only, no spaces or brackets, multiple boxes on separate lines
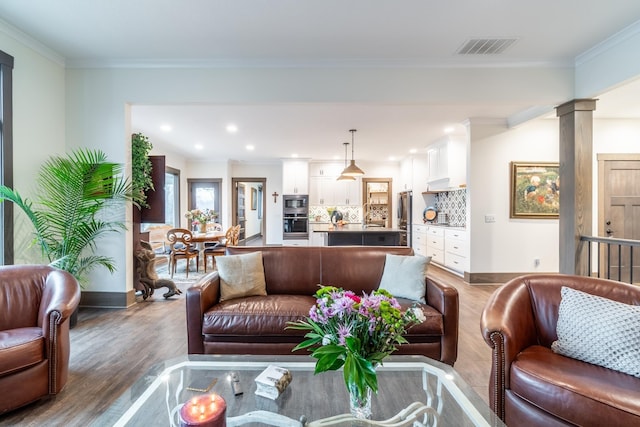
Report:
0,31,66,264
467,116,640,276
469,119,560,274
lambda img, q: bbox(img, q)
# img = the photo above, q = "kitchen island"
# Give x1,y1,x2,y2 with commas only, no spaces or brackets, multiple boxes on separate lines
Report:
311,223,404,246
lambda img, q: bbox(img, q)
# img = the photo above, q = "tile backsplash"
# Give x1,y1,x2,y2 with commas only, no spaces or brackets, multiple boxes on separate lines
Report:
309,205,363,222
434,189,467,227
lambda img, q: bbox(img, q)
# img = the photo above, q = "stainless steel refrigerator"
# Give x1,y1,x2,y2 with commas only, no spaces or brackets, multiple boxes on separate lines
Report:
397,191,412,246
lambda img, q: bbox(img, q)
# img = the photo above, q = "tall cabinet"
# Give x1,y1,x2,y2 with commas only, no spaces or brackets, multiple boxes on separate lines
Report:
309,162,361,206
426,136,466,190
282,160,309,194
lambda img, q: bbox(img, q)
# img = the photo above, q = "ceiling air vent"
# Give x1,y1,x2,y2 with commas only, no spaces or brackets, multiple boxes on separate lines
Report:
457,38,517,55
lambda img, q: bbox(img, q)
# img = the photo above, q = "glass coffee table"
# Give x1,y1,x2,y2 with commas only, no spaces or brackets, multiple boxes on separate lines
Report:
94,354,504,427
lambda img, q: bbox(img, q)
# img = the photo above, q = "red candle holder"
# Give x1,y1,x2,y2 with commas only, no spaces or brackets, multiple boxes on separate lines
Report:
179,393,227,427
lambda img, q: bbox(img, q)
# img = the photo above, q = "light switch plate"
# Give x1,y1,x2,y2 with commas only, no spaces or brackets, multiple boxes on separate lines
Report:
485,214,496,223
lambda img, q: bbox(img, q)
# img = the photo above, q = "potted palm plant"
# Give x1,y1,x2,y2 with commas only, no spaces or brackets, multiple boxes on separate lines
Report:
0,148,135,287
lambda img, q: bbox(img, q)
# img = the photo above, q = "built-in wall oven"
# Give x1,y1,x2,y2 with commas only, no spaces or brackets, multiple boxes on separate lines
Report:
283,194,309,239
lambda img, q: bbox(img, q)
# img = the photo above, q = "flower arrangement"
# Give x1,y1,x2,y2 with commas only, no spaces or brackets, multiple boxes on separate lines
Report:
287,286,425,413
185,208,218,227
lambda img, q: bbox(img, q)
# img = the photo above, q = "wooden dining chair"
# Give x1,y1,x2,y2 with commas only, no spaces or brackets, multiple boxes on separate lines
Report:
166,228,199,278
203,224,241,272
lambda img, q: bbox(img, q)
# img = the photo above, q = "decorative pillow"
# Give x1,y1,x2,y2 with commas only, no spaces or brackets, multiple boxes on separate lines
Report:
216,251,267,302
378,254,431,303
551,286,640,378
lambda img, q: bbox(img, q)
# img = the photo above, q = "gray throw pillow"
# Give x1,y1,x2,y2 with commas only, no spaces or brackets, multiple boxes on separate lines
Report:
378,254,431,303
551,286,640,378
216,251,267,302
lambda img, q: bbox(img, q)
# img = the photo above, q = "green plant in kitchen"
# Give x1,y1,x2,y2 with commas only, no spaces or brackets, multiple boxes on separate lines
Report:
0,149,135,286
131,132,154,208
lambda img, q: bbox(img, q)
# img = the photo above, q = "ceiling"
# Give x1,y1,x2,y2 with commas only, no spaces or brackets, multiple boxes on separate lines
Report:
1,1,640,162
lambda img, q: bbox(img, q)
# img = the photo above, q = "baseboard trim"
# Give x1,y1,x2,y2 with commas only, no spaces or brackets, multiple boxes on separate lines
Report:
465,272,529,284
80,290,137,308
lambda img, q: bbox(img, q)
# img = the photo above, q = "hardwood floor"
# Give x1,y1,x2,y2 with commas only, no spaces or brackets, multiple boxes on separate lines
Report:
0,264,501,426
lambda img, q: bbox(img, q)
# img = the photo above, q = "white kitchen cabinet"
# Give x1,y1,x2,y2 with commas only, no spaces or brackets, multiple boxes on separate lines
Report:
309,162,342,177
412,224,428,257
426,136,466,190
282,160,309,194
334,177,361,205
444,229,469,273
426,226,445,265
309,162,360,206
282,239,309,246
310,231,327,246
309,177,328,205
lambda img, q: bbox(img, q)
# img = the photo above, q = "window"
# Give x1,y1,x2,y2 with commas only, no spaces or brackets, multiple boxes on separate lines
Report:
0,50,14,265
187,179,222,225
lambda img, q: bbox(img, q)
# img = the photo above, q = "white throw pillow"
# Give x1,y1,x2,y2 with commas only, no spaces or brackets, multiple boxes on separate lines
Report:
378,254,431,303
551,286,640,378
216,251,267,302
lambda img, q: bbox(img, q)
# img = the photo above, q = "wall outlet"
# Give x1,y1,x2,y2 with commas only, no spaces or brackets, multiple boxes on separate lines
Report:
484,214,496,223
534,258,541,268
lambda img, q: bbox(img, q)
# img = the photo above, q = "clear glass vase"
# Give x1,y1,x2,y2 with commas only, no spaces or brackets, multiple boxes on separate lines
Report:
348,382,372,419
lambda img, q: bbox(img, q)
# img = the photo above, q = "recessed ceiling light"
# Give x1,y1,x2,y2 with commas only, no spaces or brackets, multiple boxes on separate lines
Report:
444,126,455,134
226,124,238,133
409,148,417,154
160,124,172,132
389,156,396,161
333,155,340,160
194,144,203,150
246,145,255,151
291,153,298,158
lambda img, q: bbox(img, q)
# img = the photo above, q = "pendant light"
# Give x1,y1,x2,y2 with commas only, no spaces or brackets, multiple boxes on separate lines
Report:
337,142,356,181
340,129,365,177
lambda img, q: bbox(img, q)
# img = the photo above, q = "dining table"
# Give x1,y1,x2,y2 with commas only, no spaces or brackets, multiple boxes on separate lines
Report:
190,230,226,244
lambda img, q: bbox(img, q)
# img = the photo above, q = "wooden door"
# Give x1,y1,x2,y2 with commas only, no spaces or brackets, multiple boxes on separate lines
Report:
598,154,640,283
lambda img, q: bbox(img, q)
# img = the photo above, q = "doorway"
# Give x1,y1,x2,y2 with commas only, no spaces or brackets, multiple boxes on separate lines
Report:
362,178,393,228
598,154,640,282
232,178,267,245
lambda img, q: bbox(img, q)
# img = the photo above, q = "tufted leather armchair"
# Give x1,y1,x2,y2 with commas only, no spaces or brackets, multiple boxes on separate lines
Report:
481,274,640,426
0,265,80,413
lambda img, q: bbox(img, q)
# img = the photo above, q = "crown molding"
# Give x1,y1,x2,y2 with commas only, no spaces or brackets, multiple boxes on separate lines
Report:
0,18,65,66
575,19,640,67
65,57,573,70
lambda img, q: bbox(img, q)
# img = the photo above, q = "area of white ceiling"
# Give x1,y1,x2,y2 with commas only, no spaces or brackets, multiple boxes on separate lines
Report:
1,0,639,162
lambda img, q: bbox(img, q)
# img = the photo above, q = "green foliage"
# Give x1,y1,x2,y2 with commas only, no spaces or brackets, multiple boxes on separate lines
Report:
0,148,134,286
131,132,154,208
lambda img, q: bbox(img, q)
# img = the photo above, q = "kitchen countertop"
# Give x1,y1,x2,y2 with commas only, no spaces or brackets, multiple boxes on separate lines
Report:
312,223,403,233
415,223,466,231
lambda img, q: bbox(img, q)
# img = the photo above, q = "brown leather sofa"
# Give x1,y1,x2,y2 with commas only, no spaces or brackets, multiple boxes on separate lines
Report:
186,246,459,365
481,274,640,426
0,265,80,413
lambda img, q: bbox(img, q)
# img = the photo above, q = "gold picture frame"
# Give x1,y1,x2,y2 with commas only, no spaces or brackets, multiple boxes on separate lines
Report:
510,162,559,219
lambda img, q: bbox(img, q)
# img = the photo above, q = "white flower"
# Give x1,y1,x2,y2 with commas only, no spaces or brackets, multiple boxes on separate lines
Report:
322,334,332,346
410,307,426,323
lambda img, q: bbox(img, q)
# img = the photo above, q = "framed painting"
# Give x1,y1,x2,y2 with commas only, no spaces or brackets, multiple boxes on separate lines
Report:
510,162,559,219
251,187,257,210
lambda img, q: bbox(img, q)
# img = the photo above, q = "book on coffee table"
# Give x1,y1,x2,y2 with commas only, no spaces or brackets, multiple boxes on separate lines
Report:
254,365,292,400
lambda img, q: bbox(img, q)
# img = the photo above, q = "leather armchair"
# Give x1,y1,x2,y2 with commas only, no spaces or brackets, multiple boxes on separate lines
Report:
0,265,80,413
481,274,640,426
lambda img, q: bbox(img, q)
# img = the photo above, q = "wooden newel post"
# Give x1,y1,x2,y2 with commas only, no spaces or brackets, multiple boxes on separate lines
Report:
556,99,597,276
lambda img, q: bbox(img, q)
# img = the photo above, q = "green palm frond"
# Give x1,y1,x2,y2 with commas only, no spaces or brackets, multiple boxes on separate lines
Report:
0,148,134,287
